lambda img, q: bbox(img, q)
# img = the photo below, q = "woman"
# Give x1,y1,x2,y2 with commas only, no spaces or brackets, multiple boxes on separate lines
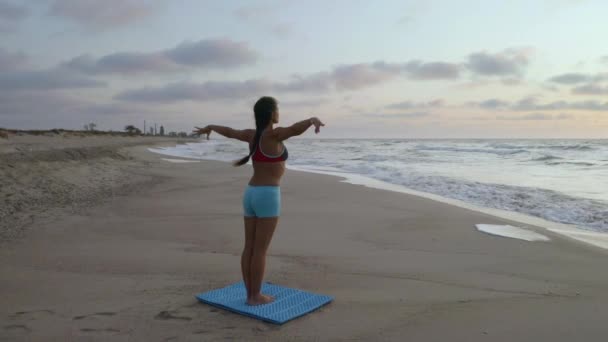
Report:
193,96,324,305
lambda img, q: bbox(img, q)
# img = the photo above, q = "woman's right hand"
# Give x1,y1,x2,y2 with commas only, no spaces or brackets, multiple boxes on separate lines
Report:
193,126,212,139
311,117,325,134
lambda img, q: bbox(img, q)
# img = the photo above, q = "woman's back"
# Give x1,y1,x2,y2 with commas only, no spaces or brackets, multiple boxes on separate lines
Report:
249,130,286,186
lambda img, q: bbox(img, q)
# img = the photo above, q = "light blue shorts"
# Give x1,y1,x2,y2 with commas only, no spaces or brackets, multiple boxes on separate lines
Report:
242,185,281,218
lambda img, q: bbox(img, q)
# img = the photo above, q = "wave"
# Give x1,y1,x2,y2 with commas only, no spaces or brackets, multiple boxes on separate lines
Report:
490,143,596,151
291,164,608,232
530,155,563,162
148,139,608,233
547,161,597,167
547,145,595,151
415,145,528,155
360,154,390,162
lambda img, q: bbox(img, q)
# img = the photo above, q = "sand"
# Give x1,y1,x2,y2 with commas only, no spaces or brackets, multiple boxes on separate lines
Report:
1,139,608,341
0,134,195,241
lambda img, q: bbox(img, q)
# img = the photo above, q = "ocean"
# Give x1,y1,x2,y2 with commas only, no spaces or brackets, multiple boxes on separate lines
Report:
149,139,608,235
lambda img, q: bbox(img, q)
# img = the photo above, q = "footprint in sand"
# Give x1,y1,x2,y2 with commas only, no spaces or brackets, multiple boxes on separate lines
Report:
192,329,210,335
155,310,192,321
4,324,31,332
208,307,231,316
71,312,122,336
8,309,55,321
73,312,116,320
80,327,121,334
253,326,270,332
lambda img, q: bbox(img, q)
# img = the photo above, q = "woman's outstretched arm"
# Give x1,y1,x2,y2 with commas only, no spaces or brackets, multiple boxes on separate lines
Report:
273,117,325,141
193,125,254,142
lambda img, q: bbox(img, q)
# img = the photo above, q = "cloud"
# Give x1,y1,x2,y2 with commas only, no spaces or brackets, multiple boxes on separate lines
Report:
510,96,596,111
542,84,560,92
395,3,427,26
112,47,538,105
0,48,27,71
385,101,417,110
386,99,444,109
456,80,491,89
520,113,552,120
475,96,608,111
496,112,573,120
63,53,173,75
116,74,336,103
572,83,608,95
466,48,532,76
114,57,463,103
331,62,402,90
270,22,295,38
234,4,273,20
0,89,166,131
555,113,574,119
0,91,87,129
548,73,590,84
478,98,509,109
275,72,331,92
330,60,459,90
501,77,523,86
0,1,29,32
48,0,156,30
397,112,431,118
234,4,297,39
404,60,461,79
601,56,608,64
105,48,539,104
280,98,329,108
61,39,258,74
0,1,28,21
366,111,431,119
166,39,258,68
0,92,140,119
555,100,608,111
115,79,274,103
397,15,414,25
0,69,106,91
547,71,608,85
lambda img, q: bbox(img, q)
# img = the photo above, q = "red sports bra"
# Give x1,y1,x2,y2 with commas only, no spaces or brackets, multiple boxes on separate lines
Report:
251,135,288,163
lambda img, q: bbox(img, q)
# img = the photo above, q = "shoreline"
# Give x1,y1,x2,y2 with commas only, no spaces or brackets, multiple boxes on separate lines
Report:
148,147,608,252
288,165,608,252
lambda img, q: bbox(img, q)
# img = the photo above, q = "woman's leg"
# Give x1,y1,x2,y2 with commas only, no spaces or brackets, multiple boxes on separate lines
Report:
241,217,257,299
247,217,278,305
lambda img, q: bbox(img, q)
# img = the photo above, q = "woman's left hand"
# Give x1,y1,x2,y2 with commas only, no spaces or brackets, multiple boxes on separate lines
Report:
310,117,325,134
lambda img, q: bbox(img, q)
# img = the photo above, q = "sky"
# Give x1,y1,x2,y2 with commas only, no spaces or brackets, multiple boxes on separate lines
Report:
1,0,607,138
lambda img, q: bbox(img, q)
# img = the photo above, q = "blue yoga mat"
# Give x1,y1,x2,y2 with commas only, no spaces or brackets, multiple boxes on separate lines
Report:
195,282,333,325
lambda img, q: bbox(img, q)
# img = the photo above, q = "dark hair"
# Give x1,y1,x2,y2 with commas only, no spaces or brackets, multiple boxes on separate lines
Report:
234,96,277,166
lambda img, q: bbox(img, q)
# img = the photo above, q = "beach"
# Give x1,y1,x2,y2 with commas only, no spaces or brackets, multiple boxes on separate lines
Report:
1,138,608,341
0,132,194,241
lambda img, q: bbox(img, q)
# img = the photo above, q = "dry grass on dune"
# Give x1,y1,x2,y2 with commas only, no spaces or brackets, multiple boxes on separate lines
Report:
0,128,143,138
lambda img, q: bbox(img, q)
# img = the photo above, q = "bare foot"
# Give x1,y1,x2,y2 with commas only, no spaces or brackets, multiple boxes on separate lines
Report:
246,294,275,306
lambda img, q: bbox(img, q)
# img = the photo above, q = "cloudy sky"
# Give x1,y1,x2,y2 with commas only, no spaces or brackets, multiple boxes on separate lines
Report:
1,0,607,138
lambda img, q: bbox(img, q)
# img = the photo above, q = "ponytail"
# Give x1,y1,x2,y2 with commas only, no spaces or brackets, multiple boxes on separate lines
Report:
233,96,277,166
233,123,264,166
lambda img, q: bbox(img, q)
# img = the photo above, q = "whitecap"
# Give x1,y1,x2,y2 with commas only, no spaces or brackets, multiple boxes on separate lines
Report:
161,158,200,163
475,224,550,242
